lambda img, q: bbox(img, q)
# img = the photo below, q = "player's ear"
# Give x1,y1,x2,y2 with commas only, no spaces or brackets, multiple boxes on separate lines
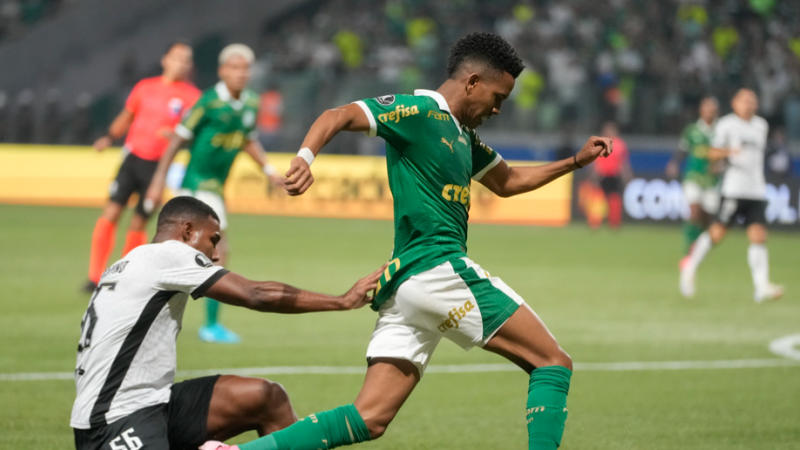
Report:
180,220,193,243
466,73,480,94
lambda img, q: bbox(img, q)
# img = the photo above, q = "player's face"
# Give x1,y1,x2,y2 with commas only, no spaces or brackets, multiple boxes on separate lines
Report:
463,70,515,128
186,217,222,262
732,90,758,119
219,55,251,94
162,45,193,81
699,98,718,123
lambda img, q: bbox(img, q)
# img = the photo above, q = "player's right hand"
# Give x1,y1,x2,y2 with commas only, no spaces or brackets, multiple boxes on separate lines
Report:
93,135,112,152
340,264,386,309
284,156,314,196
142,183,163,215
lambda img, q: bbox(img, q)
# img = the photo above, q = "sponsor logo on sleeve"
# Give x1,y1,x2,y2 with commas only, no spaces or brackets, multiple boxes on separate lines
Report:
195,253,213,268
376,95,395,106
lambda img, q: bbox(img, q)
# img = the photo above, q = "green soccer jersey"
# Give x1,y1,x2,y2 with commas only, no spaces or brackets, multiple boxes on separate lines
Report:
175,82,260,195
355,90,502,308
679,119,718,188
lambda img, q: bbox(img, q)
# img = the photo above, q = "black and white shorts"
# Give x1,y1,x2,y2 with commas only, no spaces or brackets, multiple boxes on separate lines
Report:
73,375,219,450
716,197,767,227
109,151,159,217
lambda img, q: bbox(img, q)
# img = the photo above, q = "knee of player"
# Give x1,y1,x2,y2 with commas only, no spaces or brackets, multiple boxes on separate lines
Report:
359,410,395,439
545,349,573,372
262,380,291,409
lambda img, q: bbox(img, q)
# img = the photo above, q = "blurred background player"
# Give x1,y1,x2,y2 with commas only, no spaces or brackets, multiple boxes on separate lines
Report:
588,121,632,229
84,41,199,292
666,96,725,257
680,89,783,302
145,43,284,343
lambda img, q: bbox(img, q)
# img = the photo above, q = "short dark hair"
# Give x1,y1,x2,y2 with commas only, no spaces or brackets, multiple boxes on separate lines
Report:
447,32,524,79
164,40,191,55
156,196,219,230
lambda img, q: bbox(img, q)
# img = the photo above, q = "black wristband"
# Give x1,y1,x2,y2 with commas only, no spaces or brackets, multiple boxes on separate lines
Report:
573,154,583,169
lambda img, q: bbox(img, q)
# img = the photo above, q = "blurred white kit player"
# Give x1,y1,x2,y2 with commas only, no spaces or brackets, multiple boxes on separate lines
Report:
680,89,783,302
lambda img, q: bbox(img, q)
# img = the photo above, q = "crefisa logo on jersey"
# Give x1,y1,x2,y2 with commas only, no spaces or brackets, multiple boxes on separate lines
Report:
168,98,184,118
195,253,213,268
376,95,395,106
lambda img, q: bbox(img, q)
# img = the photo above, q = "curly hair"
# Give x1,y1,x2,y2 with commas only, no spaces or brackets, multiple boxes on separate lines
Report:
447,32,524,78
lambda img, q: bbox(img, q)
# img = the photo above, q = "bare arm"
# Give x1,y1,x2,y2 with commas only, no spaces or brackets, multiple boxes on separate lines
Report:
242,139,284,188
204,265,383,313
479,136,612,197
143,134,187,213
284,103,371,195
93,109,135,151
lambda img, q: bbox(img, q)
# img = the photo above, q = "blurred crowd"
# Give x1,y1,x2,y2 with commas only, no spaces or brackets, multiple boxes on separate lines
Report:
1,0,799,148
254,0,800,137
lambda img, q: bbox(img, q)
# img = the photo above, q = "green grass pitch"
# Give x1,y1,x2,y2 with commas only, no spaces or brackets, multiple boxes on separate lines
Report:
1,204,799,449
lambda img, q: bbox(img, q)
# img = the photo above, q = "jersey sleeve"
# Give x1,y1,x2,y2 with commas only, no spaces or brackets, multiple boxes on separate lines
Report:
124,81,144,114
352,94,418,143
155,242,229,299
469,129,503,180
175,94,208,140
711,118,731,149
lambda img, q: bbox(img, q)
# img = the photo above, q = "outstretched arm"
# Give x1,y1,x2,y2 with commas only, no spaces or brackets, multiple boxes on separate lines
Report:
204,265,383,313
284,103,371,195
242,139,284,188
93,109,134,151
143,134,187,213
479,136,612,197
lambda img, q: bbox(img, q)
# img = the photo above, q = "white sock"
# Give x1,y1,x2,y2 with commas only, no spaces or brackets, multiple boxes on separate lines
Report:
685,232,712,274
748,243,769,293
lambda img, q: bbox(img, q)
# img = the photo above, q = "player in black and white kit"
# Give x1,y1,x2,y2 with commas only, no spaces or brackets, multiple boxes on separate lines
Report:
680,89,783,302
71,196,382,450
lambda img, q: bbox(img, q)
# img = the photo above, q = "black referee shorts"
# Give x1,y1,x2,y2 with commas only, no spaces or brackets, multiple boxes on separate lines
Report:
108,151,159,217
74,375,220,450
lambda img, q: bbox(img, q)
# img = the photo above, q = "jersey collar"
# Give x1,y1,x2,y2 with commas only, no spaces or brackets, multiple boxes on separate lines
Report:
696,118,714,134
215,81,244,111
414,89,462,134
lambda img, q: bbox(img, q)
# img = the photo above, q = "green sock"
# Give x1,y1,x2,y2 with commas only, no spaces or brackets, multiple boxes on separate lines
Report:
206,298,219,327
526,365,571,450
683,222,702,254
239,404,371,450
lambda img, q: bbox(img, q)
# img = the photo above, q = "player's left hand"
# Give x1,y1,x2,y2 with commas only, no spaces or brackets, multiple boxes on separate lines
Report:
284,156,314,196
575,136,613,167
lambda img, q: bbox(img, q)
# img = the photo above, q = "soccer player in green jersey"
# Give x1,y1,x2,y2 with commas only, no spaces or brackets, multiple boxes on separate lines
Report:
145,43,283,344
666,96,727,257
201,33,611,450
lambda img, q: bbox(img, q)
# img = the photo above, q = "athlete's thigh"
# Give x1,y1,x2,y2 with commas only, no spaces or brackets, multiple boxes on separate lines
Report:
485,303,571,373
742,199,767,227
203,374,296,438
683,180,702,206
167,375,220,450
700,187,720,215
109,153,137,206
131,158,158,217
716,197,741,227
74,404,170,450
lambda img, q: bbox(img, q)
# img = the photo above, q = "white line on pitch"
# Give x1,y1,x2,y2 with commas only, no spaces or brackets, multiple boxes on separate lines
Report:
2,358,799,382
